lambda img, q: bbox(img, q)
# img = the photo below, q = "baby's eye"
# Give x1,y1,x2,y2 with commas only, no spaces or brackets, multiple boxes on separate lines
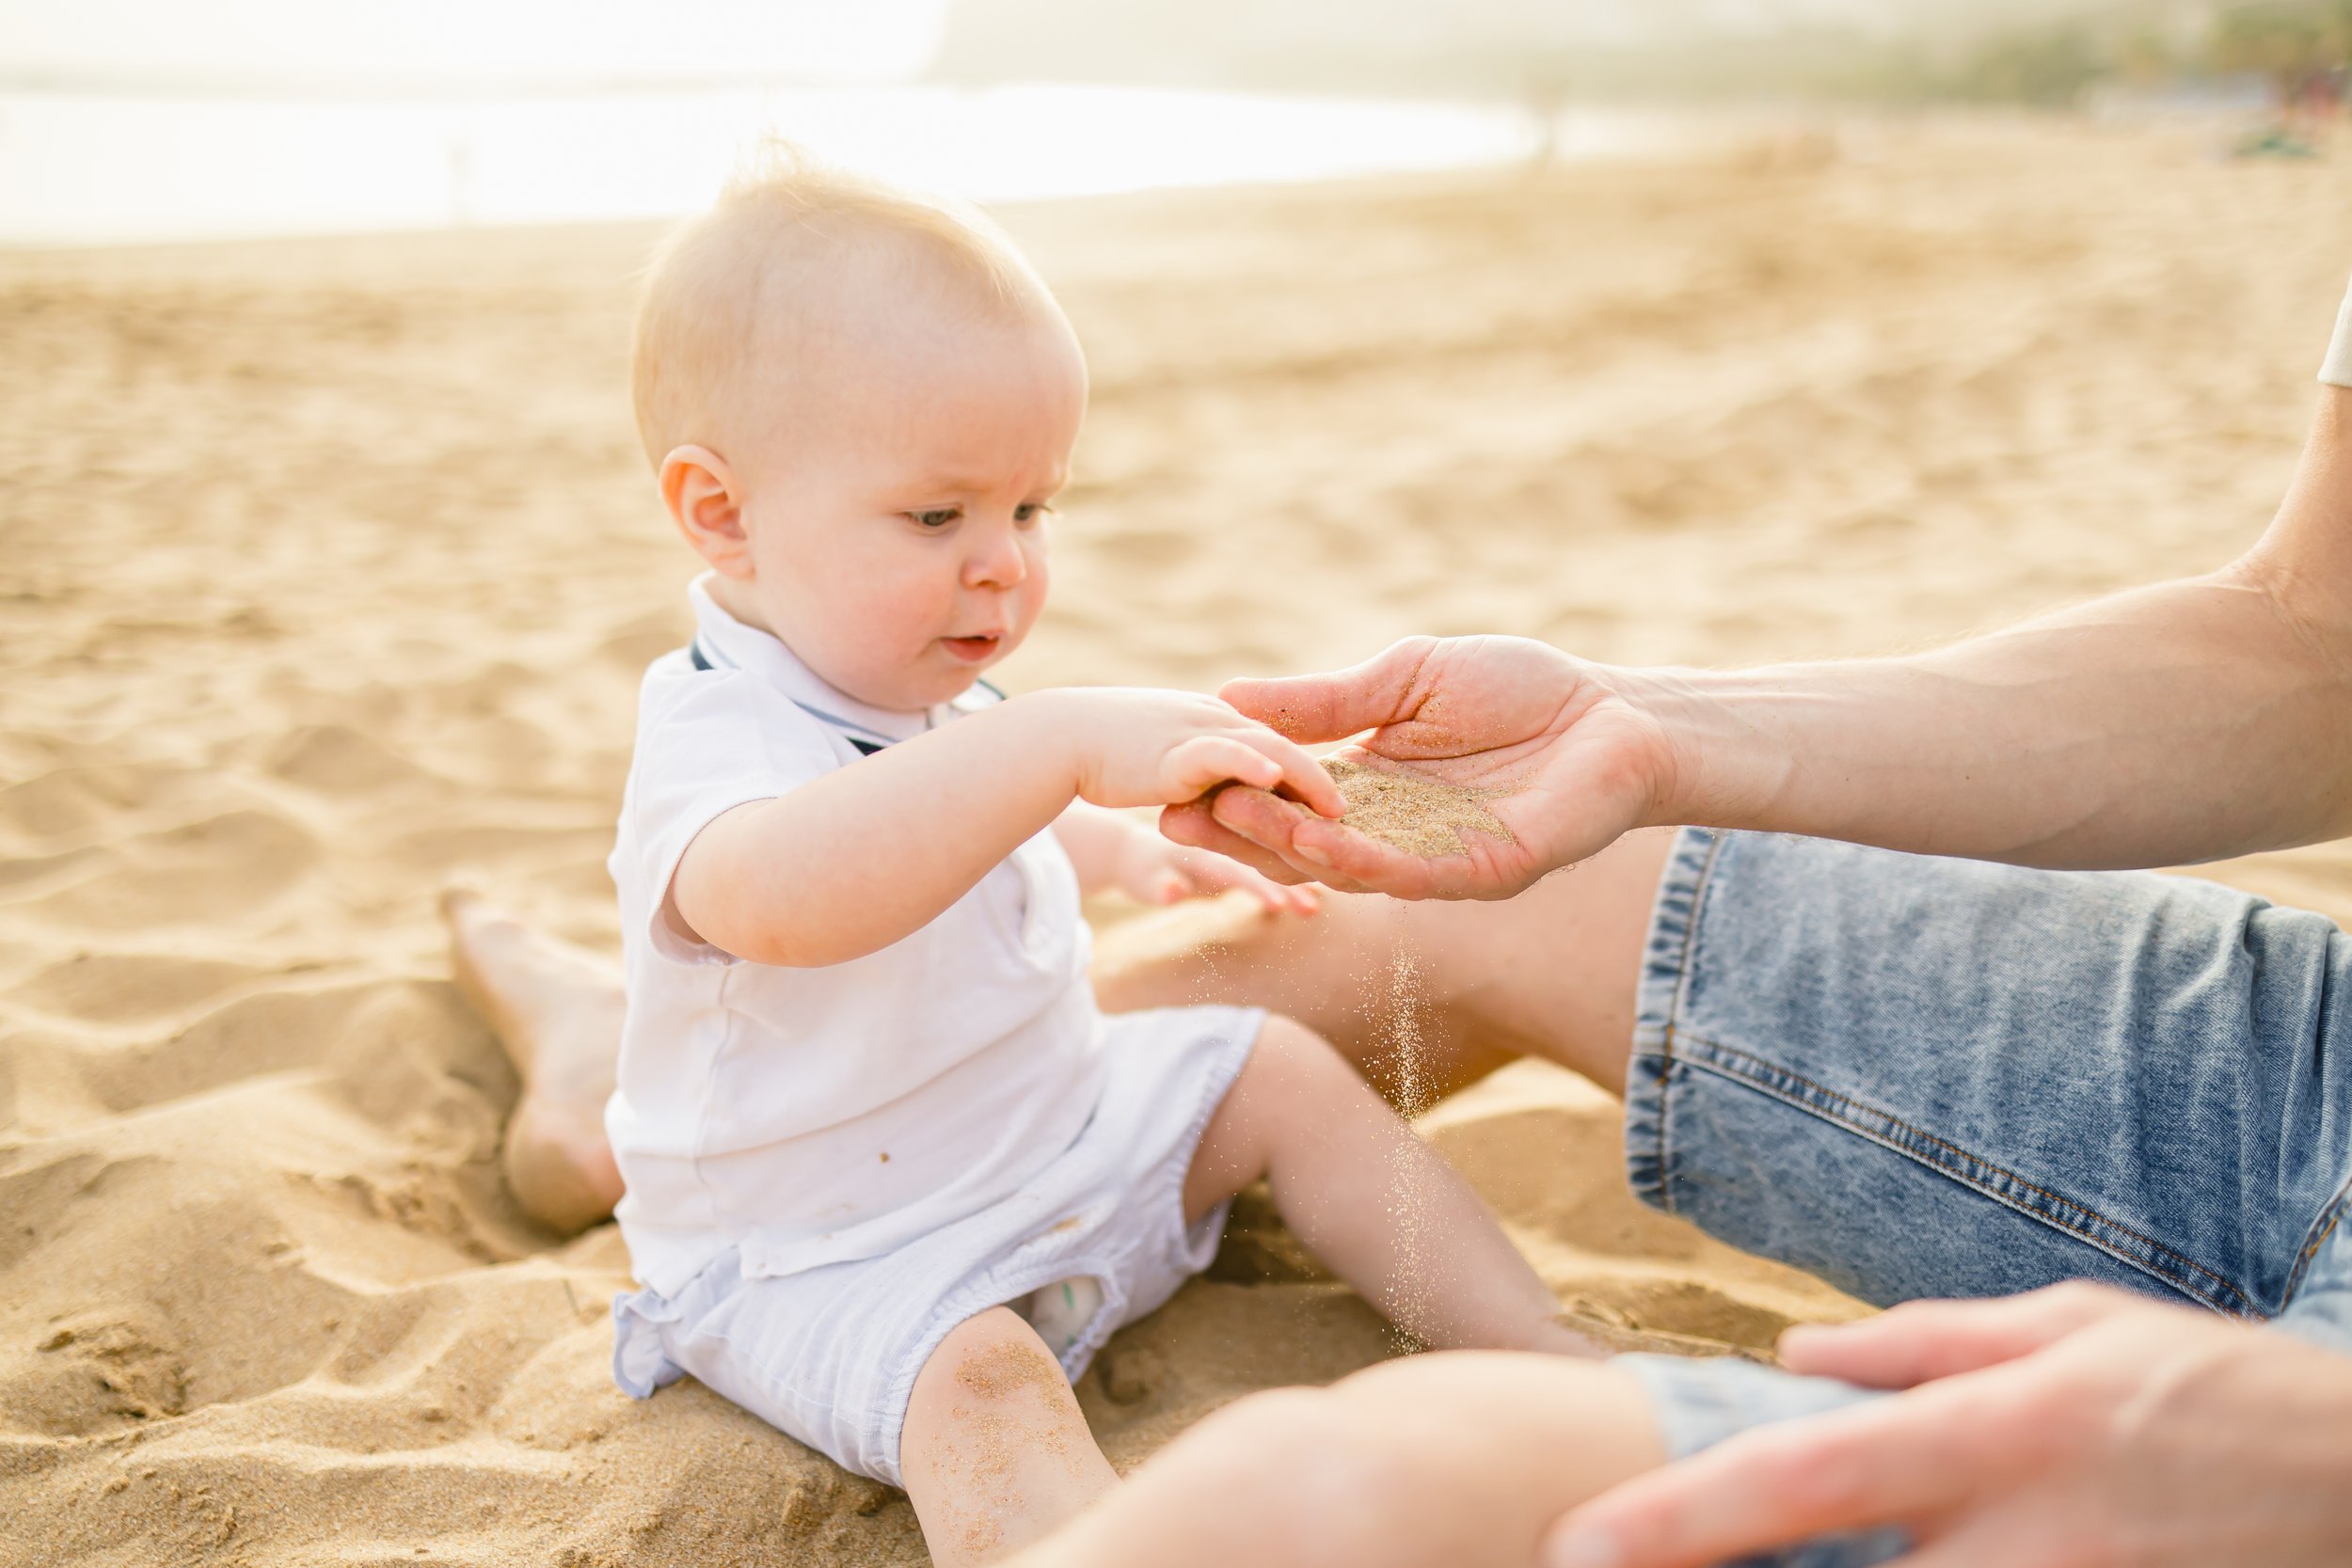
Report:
1013,502,1055,525
909,507,961,530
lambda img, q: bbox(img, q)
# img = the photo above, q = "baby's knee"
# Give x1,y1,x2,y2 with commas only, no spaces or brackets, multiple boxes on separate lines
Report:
910,1307,1076,1423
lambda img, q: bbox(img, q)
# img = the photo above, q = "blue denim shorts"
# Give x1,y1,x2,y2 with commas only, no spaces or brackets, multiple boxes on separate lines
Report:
1613,828,2352,1568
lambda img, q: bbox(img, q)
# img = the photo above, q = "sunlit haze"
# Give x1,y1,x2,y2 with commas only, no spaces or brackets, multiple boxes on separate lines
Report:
0,0,2270,245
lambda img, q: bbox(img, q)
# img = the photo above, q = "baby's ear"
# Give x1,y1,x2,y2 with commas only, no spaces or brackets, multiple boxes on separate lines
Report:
660,446,752,577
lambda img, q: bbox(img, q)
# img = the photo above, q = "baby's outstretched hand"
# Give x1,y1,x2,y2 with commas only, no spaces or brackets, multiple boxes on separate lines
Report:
1114,832,1321,916
1048,689,1343,818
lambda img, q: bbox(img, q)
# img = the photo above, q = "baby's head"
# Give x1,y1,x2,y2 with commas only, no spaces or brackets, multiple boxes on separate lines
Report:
633,150,1085,710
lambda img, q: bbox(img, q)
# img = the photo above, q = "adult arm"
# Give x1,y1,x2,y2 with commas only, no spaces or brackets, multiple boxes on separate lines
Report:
1172,386,2352,896
673,689,1336,966
1539,1286,2352,1568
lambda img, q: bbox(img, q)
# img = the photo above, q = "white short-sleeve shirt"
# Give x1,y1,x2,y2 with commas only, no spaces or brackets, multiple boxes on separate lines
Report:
2327,274,2352,389
605,577,1107,1295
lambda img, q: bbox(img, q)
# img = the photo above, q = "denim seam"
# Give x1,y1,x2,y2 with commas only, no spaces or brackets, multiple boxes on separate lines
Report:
1668,1029,2260,1319
1655,830,1728,1219
2286,1177,2352,1303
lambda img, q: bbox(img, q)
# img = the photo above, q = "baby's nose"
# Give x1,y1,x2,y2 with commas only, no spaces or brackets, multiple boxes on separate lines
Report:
963,535,1028,588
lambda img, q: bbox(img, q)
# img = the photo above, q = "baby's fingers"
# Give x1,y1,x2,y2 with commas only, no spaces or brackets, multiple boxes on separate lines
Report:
1161,735,1287,800
1142,863,1194,905
1178,846,1321,915
1233,728,1343,818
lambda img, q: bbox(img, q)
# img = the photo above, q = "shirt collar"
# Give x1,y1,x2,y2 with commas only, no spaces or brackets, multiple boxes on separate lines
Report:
686,574,946,747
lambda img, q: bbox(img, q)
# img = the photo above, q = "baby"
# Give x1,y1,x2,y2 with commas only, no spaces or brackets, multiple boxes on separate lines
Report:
605,153,1589,1565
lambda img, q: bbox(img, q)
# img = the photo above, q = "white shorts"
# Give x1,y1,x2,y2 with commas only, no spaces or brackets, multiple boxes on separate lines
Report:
608,1004,1264,1484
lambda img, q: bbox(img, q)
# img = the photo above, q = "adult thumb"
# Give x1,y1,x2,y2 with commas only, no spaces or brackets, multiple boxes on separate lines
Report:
1220,637,1436,743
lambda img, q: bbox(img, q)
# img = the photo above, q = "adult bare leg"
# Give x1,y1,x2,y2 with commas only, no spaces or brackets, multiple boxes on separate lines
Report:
1093,828,1675,1106
1001,1351,1664,1568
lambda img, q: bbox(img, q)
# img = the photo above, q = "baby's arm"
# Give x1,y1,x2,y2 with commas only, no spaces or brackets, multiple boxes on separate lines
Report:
1053,801,1321,915
671,689,1339,967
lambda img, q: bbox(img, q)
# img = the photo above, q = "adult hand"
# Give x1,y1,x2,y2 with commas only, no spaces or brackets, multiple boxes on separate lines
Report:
1161,636,1681,899
1538,1283,2352,1568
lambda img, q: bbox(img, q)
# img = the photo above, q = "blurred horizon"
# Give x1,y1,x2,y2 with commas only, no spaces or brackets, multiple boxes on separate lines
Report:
3,1,2331,98
2,0,2342,246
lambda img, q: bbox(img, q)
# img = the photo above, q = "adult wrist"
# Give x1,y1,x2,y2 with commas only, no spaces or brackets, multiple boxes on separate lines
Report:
1607,665,1791,833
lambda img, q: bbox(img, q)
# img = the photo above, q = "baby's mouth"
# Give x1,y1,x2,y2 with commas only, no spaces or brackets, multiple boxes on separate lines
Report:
942,634,1001,663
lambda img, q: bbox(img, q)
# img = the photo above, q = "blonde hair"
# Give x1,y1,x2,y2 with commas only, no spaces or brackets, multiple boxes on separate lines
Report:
630,146,1055,469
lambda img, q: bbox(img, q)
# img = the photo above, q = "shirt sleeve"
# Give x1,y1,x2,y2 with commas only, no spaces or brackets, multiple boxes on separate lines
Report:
618,667,841,966
2324,275,2352,389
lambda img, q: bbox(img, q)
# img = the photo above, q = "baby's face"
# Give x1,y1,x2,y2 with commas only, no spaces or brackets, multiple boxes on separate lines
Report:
720,297,1085,712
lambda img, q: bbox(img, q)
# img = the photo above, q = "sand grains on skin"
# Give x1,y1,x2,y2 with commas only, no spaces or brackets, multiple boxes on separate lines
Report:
1321,757,1515,859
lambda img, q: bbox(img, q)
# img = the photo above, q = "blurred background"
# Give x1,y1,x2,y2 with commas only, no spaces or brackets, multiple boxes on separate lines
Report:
4,0,2348,244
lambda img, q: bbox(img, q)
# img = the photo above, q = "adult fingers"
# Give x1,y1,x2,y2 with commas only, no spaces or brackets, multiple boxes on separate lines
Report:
1283,814,1460,897
1218,787,1499,900
1877,1523,2061,1568
1195,799,1411,893
1538,1396,1978,1568
1219,638,1436,746
1158,800,1319,887
1779,1285,2140,1389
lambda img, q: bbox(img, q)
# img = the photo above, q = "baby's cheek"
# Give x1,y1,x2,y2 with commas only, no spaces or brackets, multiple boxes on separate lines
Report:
1018,560,1052,631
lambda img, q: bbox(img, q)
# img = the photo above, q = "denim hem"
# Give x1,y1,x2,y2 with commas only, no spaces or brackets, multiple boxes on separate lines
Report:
1623,826,1724,1217
1659,1026,2259,1319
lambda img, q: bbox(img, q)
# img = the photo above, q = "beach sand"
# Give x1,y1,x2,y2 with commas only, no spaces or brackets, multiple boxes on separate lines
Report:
4,118,2351,1564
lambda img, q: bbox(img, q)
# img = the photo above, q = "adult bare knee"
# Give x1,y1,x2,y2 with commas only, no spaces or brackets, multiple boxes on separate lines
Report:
1176,1386,1435,1562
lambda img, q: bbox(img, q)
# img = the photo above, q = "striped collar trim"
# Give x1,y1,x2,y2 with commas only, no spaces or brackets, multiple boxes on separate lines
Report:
682,575,1004,752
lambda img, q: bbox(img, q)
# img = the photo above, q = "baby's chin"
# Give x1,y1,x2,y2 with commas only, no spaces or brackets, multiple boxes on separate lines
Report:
855,642,1015,713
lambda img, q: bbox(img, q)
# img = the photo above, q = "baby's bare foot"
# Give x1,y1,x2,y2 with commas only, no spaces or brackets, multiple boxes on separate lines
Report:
440,885,627,1234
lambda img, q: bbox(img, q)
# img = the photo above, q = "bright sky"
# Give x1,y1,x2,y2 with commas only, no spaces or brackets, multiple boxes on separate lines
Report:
0,0,2130,93
0,0,955,88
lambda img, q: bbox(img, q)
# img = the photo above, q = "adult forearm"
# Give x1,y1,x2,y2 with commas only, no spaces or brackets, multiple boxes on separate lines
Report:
1629,385,2352,869
1638,572,2352,868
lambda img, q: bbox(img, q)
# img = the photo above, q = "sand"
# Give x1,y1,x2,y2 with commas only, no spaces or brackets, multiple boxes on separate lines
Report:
1321,757,1513,857
6,117,2352,1565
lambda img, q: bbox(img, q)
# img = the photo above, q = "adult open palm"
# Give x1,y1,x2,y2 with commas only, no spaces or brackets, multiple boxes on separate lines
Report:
1162,635,1677,899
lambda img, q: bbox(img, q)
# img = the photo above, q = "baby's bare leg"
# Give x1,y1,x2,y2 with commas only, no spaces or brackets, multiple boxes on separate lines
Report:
1187,1017,1593,1355
1096,828,1674,1105
1008,1352,1664,1568
900,1307,1120,1568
